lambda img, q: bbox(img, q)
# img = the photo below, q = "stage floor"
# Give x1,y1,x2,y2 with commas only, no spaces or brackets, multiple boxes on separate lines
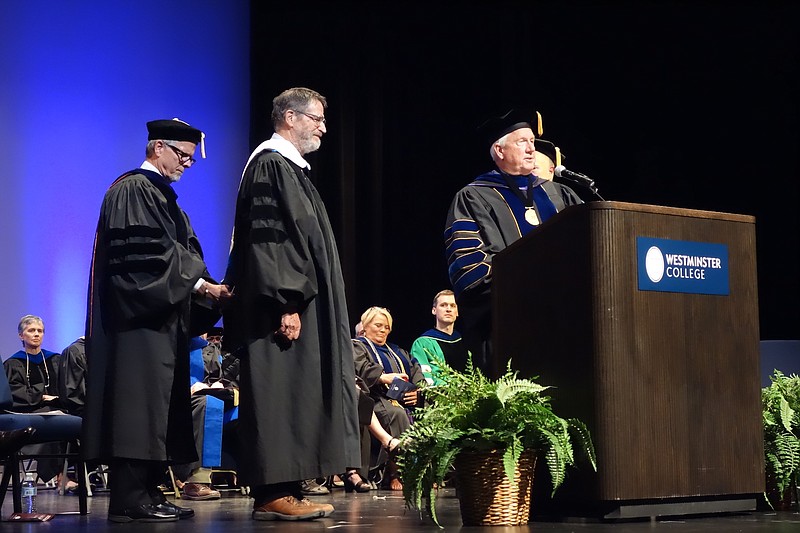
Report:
3,485,800,532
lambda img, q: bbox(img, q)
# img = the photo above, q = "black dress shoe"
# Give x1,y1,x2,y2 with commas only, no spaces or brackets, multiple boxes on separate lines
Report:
156,500,195,519
0,427,36,459
108,504,179,523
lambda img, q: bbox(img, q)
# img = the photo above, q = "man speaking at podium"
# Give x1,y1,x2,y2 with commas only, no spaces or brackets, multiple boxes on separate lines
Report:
443,109,582,375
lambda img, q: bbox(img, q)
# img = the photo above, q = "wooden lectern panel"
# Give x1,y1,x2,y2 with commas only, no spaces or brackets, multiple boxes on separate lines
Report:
493,201,763,512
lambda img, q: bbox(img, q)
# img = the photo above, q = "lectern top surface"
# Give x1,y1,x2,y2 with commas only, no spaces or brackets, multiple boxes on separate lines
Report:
583,201,755,223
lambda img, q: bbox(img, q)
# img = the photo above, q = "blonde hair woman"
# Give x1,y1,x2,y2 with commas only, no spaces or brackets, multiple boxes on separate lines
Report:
352,307,425,491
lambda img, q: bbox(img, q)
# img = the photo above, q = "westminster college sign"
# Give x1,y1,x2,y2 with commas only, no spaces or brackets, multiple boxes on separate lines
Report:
637,236,730,296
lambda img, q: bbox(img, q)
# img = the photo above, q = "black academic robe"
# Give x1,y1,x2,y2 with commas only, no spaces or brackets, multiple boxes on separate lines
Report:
82,170,211,464
58,337,86,415
444,171,583,373
352,338,424,468
4,349,65,480
3,349,61,412
223,149,361,486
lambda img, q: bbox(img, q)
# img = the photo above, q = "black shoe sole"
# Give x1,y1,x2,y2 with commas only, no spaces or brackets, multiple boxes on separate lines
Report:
108,514,179,523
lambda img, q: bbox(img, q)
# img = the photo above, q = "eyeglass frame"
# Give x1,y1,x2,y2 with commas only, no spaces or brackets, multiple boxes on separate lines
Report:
165,142,197,165
292,109,327,125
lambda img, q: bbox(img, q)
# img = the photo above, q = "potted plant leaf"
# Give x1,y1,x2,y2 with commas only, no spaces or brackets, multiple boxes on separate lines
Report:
762,370,800,510
396,358,596,527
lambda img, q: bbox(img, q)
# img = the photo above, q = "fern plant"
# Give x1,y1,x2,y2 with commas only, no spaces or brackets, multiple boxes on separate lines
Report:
397,358,596,526
763,370,800,498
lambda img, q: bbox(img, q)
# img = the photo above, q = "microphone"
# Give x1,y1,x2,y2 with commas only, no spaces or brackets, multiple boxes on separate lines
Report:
554,165,594,186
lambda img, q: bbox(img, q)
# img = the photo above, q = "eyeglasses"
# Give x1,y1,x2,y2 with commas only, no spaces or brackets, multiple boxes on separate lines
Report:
293,110,327,125
165,143,197,165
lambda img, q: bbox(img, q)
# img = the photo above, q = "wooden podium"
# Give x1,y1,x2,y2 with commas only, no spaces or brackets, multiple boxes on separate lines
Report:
492,201,764,518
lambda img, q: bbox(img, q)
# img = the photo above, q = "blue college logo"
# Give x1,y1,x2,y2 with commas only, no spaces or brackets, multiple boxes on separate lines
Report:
637,237,729,295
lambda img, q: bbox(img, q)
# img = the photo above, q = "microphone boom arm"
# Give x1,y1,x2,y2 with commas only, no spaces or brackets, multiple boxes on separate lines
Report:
554,165,605,200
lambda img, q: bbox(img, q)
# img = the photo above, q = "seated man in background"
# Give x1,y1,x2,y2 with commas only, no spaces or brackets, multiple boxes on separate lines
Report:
58,335,86,416
174,329,239,501
410,289,468,382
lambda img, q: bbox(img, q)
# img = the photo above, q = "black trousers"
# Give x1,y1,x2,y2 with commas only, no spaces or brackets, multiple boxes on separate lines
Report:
107,458,167,511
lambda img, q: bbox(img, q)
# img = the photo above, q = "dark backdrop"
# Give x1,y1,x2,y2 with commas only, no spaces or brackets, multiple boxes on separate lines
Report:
250,2,798,348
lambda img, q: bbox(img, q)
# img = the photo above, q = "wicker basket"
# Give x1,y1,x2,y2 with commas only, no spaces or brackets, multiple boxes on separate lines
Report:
454,449,536,526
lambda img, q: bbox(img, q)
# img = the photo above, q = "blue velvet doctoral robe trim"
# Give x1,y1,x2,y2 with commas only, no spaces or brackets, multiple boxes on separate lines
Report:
203,395,224,466
8,349,58,363
355,337,413,374
188,336,224,466
188,337,208,387
136,168,178,199
419,328,463,343
472,171,557,236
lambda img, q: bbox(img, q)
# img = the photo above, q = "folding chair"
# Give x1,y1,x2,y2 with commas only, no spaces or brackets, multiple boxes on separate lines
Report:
0,371,88,515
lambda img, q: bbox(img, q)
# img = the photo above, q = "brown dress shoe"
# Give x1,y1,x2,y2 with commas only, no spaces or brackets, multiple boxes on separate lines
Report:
182,482,221,501
252,495,334,521
299,497,334,517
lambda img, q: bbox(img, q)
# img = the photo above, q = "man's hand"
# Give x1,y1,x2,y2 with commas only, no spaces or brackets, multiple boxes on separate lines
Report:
201,282,233,303
276,312,301,341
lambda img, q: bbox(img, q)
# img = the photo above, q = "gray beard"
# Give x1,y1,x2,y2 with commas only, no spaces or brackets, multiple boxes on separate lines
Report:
299,136,321,155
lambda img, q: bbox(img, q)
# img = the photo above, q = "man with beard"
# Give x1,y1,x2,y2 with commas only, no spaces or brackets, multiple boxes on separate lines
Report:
84,119,231,523
224,87,361,521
